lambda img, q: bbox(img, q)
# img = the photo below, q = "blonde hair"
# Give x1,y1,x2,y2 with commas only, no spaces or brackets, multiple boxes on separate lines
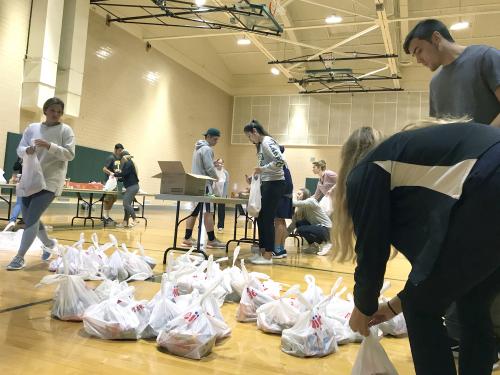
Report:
402,116,472,131
332,117,471,263
332,127,383,263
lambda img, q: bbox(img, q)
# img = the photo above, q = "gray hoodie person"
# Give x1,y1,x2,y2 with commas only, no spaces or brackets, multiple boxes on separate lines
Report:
192,140,218,193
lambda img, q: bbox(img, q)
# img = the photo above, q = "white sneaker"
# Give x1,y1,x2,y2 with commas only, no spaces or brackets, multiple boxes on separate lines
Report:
250,255,273,265
250,244,260,254
3,221,15,232
318,243,332,256
248,253,261,262
217,228,224,234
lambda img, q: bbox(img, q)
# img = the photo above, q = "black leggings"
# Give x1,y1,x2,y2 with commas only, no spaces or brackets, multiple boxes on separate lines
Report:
400,164,500,375
257,180,285,252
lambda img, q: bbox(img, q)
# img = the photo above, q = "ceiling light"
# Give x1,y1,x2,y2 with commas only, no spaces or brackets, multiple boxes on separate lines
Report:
450,21,470,30
143,71,160,84
325,14,342,24
195,0,206,6
271,67,280,76
237,37,251,45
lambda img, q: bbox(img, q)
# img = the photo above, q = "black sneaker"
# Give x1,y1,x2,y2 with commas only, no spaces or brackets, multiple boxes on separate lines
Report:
272,249,287,259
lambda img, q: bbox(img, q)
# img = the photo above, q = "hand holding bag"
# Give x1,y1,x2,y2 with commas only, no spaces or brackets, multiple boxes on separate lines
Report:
17,153,46,197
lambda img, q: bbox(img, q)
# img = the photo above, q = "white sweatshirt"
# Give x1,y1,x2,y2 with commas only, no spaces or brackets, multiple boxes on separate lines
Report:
17,122,75,196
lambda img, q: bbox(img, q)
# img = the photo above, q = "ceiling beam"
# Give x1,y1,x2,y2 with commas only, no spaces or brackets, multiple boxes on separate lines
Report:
287,24,380,70
398,0,410,65
298,0,376,21
374,0,399,89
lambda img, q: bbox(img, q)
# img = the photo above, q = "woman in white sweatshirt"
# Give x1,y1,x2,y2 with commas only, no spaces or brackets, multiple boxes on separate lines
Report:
7,97,75,270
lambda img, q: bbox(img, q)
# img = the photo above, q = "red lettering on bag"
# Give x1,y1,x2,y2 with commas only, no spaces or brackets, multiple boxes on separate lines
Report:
311,314,322,329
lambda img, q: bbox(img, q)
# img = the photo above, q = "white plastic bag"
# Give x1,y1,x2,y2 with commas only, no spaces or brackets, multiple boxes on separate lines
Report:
37,274,99,321
236,261,275,322
247,174,261,217
257,285,302,334
319,194,333,217
83,286,151,340
0,229,43,252
17,153,46,197
156,279,225,359
351,327,399,375
103,175,117,192
0,168,6,184
281,299,338,358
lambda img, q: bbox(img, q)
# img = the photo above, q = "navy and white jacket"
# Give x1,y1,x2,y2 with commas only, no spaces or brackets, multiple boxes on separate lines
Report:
347,123,500,315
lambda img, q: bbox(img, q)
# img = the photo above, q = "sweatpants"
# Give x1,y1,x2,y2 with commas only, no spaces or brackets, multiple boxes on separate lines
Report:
18,190,55,257
122,184,139,222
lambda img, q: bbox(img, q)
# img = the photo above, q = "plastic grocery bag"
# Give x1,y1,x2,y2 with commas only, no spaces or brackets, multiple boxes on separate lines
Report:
148,274,182,336
83,286,151,340
156,278,225,360
0,229,43,253
37,250,100,321
319,194,333,217
351,327,399,375
0,168,6,184
303,274,324,307
257,285,302,334
281,295,338,358
103,175,117,192
120,244,153,280
247,174,261,217
236,262,275,322
17,153,46,197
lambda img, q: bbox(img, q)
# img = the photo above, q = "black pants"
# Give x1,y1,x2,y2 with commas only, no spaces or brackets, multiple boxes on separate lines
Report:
400,164,500,375
295,220,330,244
215,203,225,229
257,180,285,252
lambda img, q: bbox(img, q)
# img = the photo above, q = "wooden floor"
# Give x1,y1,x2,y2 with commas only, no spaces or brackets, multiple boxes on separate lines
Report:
0,205,417,374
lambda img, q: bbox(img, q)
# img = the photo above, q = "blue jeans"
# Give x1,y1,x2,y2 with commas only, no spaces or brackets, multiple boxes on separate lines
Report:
9,198,22,222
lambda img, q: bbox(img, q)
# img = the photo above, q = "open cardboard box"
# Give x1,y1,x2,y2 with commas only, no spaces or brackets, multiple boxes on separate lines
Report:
153,161,214,196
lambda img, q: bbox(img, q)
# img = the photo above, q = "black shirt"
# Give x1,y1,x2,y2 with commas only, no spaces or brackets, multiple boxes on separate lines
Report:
104,154,120,181
114,159,139,188
347,123,500,315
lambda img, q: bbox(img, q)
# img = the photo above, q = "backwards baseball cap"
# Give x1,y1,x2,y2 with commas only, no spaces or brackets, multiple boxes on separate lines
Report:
114,143,124,150
203,128,221,137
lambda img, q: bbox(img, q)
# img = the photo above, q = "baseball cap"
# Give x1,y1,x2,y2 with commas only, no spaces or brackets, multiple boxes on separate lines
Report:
203,128,221,137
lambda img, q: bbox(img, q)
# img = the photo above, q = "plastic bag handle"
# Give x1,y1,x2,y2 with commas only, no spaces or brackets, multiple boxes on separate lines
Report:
108,234,119,249
330,276,344,295
232,246,240,267
136,242,146,257
380,280,391,295
304,274,316,285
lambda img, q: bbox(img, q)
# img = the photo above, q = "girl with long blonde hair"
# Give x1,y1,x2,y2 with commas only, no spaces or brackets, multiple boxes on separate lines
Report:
333,122,500,375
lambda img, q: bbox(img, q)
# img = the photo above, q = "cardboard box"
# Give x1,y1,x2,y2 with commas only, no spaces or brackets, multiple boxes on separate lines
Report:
153,161,214,196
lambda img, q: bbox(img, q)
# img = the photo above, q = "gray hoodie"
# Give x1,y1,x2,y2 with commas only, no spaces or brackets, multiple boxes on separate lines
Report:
192,140,218,191
258,136,285,182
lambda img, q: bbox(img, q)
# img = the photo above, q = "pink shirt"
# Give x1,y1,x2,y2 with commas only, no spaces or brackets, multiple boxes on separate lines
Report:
313,170,337,201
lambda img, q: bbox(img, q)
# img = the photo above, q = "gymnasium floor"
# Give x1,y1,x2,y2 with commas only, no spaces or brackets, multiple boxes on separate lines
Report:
0,203,416,374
